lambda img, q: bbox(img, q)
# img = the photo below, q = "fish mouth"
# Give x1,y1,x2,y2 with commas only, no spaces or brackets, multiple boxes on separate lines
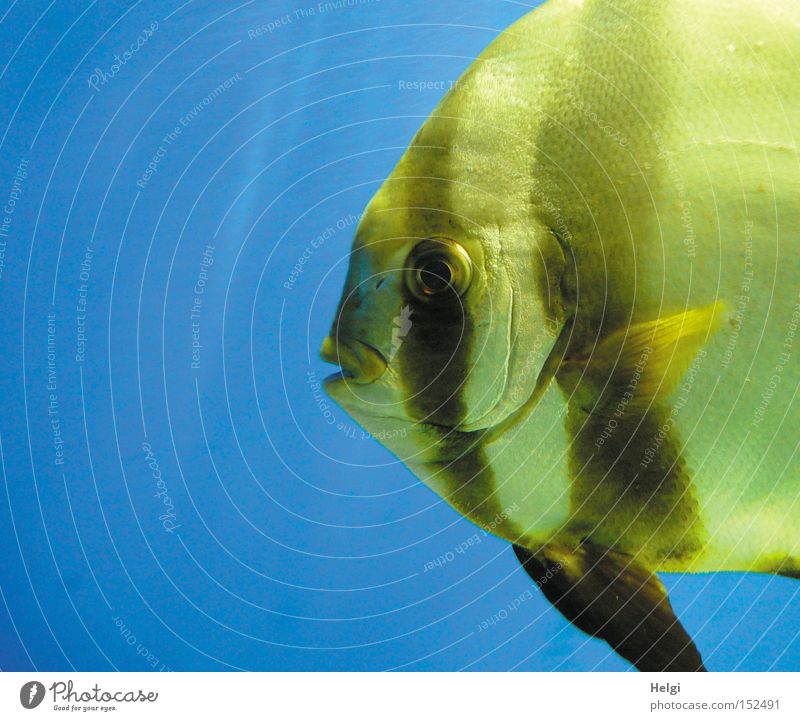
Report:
319,335,388,385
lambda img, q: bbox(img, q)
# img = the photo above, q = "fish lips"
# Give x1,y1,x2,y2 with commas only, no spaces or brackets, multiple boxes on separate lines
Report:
319,335,388,386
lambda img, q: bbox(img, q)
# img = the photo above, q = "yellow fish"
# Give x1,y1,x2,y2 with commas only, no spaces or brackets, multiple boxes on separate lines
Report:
321,0,800,670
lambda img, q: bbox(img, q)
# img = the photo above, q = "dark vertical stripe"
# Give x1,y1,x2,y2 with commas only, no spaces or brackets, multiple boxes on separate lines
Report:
565,403,705,566
530,0,708,563
392,109,509,530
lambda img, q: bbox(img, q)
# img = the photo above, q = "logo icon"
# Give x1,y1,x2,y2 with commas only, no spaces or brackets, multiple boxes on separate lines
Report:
389,305,413,360
20,682,45,709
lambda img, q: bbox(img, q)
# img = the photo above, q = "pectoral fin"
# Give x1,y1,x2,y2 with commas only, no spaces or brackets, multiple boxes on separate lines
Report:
514,541,706,671
563,302,724,410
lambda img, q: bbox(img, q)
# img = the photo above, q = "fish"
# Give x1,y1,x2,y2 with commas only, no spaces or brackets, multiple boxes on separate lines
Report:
320,0,800,671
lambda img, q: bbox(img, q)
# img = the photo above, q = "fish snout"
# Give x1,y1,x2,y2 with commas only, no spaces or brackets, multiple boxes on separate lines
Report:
320,335,388,384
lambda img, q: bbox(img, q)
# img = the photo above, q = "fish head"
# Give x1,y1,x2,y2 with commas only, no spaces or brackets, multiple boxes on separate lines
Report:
320,123,568,449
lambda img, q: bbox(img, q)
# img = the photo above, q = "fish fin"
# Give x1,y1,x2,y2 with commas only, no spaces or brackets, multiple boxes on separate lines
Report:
569,302,724,410
513,541,706,671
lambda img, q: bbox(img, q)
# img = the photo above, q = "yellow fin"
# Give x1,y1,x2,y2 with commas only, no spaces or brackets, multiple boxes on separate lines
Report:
573,302,724,408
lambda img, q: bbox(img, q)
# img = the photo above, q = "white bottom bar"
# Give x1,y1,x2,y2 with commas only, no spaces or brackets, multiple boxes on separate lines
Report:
0,672,796,719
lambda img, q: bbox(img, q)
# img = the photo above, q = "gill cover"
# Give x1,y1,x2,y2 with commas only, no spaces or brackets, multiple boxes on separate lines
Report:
455,221,568,432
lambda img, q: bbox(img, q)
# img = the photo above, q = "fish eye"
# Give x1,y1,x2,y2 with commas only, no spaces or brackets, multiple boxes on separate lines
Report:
404,239,472,300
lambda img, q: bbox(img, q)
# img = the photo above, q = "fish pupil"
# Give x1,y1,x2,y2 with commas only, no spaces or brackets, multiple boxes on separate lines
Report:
420,259,452,293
